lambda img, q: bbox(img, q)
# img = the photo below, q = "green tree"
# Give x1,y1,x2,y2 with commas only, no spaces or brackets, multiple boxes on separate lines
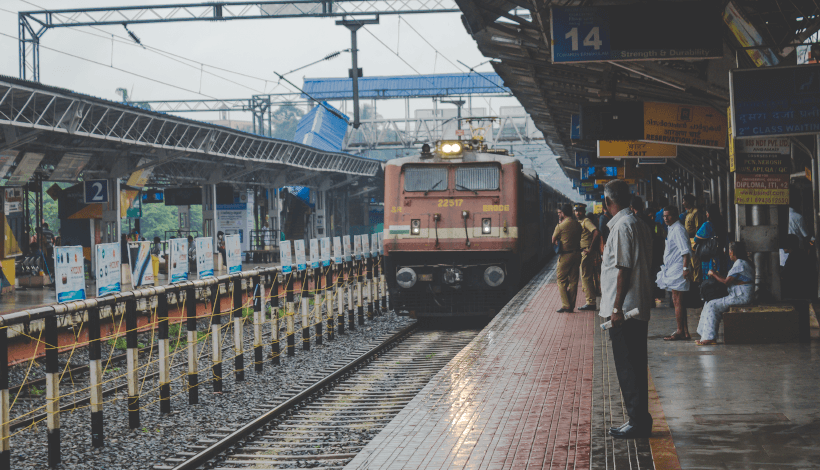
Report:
271,102,305,140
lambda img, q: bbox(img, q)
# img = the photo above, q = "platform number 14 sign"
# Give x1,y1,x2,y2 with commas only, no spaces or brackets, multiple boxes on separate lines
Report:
84,180,109,204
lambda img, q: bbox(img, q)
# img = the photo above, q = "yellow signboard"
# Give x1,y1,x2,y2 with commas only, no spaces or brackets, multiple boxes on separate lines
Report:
598,140,677,158
643,102,726,149
728,107,735,171
735,188,789,205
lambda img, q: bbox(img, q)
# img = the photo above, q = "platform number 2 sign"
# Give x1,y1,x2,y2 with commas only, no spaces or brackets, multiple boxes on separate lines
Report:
84,180,109,204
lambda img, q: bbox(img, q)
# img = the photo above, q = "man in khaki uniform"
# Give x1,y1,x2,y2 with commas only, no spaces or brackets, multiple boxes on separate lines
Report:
683,194,702,283
552,203,582,312
574,203,600,311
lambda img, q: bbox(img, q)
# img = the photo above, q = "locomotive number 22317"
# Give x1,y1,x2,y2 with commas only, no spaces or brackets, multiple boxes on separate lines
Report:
437,199,464,207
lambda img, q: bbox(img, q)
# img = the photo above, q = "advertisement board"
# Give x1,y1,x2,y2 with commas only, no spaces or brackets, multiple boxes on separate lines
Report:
8,152,44,186
55,246,86,302
736,138,790,155
320,237,331,267
343,235,352,262
225,234,241,274
550,3,722,64
332,237,343,264
129,241,154,288
168,238,189,283
280,240,293,274
361,235,370,259
95,243,121,296
378,232,384,255
371,233,379,257
731,64,820,138
294,239,306,272
353,235,363,261
196,237,214,279
598,140,677,158
309,238,320,269
642,102,725,149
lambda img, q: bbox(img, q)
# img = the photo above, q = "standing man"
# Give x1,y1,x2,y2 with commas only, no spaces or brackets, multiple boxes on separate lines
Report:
552,203,582,313
575,203,600,311
682,194,702,283
599,180,654,439
656,205,693,341
781,203,810,266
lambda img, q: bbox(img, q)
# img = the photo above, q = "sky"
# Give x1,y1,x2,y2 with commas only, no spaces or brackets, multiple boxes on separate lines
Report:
0,0,578,199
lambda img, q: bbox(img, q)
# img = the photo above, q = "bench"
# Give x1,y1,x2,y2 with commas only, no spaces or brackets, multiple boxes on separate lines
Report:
724,304,800,344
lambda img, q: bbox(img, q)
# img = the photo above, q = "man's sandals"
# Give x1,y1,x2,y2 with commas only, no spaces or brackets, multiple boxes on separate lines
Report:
663,331,691,341
695,339,717,346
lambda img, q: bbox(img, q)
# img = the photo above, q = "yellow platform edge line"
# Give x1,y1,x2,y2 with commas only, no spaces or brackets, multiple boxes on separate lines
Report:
648,369,682,470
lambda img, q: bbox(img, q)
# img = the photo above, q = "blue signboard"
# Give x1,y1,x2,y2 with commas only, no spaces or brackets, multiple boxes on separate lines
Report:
575,152,591,168
84,180,109,204
585,194,595,201
731,63,820,138
572,179,579,189
571,114,581,140
550,4,722,64
578,187,586,195
605,167,618,177
580,167,594,181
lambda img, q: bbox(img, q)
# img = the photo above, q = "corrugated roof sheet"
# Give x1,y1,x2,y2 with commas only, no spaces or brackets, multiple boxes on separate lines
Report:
301,73,509,100
293,102,349,152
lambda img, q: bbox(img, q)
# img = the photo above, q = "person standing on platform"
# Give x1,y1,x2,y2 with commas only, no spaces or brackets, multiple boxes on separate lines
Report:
599,179,654,439
780,203,810,266
575,203,599,311
683,194,702,284
598,206,611,245
657,206,693,341
552,203,582,313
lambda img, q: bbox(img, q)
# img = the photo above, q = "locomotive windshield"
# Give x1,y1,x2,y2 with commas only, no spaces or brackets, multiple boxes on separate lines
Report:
404,166,448,192
456,165,500,191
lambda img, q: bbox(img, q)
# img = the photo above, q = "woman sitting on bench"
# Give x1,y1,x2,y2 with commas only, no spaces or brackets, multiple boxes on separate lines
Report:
696,241,754,346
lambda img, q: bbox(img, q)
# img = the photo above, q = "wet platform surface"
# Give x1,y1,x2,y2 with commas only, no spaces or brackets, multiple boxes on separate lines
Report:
1,261,280,315
346,260,820,469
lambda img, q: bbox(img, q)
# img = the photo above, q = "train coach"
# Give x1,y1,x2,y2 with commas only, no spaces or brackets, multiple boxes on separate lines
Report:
383,139,573,318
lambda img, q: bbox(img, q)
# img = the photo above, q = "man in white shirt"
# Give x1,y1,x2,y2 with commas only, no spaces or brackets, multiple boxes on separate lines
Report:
656,206,693,341
599,180,654,439
780,206,810,266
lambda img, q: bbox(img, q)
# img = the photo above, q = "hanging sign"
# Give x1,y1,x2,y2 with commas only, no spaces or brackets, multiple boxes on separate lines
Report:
731,63,820,138
225,234,241,274
280,240,293,274
735,138,790,155
95,243,121,296
129,241,154,288
168,238,189,283
575,151,591,167
332,237,343,264
598,140,677,158
550,3,722,64
7,152,44,186
309,238,320,269
50,153,90,181
196,237,214,279
294,239,307,272
642,102,725,149
343,235,352,262
55,246,86,302
571,114,581,140
0,150,17,180
361,235,370,259
320,237,331,267
735,175,789,205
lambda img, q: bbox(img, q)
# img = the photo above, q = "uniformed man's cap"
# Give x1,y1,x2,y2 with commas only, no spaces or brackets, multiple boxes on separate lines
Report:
574,203,587,211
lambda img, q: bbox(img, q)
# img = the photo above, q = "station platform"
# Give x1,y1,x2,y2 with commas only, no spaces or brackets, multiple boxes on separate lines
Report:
0,261,280,315
345,260,820,469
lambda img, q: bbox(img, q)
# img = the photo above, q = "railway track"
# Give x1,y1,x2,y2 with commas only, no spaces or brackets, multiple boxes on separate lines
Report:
154,323,479,470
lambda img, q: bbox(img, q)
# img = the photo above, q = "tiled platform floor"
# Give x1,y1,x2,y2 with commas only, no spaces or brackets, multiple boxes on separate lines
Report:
346,261,602,469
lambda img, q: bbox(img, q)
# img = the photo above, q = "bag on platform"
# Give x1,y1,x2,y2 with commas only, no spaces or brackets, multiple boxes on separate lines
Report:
700,277,727,302
695,237,719,259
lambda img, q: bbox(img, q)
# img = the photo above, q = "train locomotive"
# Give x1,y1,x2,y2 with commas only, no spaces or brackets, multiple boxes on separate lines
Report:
383,138,573,318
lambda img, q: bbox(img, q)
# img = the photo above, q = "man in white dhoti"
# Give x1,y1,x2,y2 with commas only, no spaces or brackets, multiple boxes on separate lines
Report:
656,206,693,341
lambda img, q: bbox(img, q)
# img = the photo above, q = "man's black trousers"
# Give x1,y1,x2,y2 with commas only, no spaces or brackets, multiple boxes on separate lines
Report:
608,318,651,427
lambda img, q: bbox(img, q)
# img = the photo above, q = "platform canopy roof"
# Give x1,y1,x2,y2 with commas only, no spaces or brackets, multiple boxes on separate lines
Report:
453,0,820,187
0,75,382,189
301,73,511,100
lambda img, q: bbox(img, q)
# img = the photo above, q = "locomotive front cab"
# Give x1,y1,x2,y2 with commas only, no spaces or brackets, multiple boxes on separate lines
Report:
383,142,523,317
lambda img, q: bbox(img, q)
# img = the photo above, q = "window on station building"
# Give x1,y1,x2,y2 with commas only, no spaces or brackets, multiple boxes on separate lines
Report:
403,166,448,192
455,165,500,191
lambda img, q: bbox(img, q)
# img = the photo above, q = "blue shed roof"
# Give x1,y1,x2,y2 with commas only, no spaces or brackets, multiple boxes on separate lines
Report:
301,73,509,100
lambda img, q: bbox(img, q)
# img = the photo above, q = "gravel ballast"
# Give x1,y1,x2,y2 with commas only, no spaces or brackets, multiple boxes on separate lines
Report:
9,310,414,470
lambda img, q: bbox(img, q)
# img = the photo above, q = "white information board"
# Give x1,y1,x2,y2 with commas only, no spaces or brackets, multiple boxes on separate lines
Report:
361,234,370,259
129,241,154,288
55,246,86,302
378,232,384,255
280,240,293,274
169,238,189,283
225,234,242,274
343,236,352,262
353,235,363,261
333,237,343,264
309,239,320,269
196,237,214,279
371,233,379,257
320,237,331,267
95,243,121,296
294,239,307,272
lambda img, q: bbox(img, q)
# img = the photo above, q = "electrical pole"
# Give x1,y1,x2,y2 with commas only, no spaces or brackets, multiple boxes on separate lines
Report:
336,17,379,129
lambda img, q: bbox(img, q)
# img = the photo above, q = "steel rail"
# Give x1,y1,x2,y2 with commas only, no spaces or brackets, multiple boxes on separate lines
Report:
171,321,418,470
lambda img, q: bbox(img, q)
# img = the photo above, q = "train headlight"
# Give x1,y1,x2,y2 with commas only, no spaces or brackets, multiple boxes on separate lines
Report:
438,141,463,157
484,266,505,287
482,218,491,234
396,267,417,289
411,219,421,235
